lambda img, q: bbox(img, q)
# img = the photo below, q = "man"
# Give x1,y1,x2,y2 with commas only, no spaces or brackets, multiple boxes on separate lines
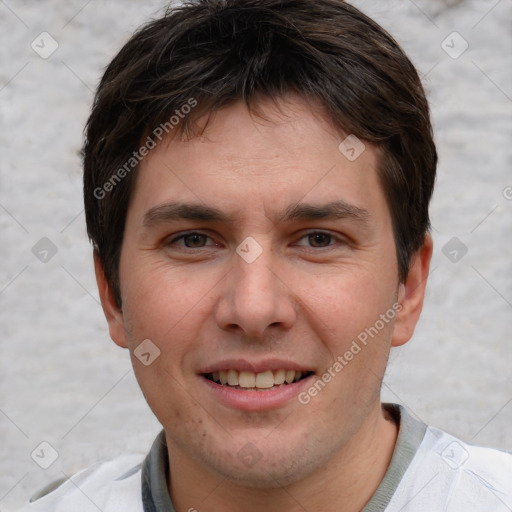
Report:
22,0,512,511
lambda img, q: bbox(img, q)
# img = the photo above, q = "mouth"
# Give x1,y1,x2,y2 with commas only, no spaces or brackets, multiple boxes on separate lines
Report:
203,369,314,391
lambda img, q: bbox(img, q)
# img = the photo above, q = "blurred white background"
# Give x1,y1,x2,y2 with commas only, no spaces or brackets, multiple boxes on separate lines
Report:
1,0,511,509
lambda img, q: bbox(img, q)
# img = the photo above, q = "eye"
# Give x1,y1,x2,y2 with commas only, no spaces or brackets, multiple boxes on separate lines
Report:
305,232,332,248
167,231,217,249
295,231,339,249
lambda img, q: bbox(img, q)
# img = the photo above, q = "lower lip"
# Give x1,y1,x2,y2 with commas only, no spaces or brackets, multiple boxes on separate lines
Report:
200,375,314,411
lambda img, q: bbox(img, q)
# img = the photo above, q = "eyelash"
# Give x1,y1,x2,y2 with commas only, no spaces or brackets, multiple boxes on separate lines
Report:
166,230,345,251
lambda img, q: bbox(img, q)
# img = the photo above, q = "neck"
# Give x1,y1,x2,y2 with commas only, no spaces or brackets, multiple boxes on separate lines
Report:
166,403,398,512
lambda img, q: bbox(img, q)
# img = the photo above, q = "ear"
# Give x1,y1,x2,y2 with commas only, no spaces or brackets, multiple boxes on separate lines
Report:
391,233,433,347
93,251,128,349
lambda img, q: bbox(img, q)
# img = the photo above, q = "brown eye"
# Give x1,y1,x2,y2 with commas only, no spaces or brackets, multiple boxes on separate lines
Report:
307,232,332,247
167,232,214,249
182,233,208,248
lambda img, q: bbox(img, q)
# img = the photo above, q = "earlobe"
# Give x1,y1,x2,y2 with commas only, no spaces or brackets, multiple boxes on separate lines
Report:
391,234,433,347
93,251,128,348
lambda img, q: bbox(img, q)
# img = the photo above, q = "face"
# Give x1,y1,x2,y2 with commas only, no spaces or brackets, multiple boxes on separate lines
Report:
97,95,431,487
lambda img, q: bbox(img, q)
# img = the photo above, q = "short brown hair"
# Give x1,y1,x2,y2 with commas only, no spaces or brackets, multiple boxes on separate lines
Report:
83,0,437,308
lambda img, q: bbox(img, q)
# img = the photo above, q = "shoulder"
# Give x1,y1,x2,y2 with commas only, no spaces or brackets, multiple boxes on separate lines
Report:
19,453,145,512
392,424,512,511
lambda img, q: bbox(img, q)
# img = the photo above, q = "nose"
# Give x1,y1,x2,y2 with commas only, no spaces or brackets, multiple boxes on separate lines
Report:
214,241,297,339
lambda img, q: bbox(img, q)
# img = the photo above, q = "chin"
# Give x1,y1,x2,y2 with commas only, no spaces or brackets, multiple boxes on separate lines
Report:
219,462,312,489
205,440,329,489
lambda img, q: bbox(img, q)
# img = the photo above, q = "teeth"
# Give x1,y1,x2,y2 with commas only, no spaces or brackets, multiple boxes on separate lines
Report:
227,369,238,386
212,369,308,389
273,369,286,385
239,371,256,388
255,370,274,388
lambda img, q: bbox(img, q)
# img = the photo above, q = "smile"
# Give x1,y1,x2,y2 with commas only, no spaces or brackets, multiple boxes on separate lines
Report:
204,369,313,390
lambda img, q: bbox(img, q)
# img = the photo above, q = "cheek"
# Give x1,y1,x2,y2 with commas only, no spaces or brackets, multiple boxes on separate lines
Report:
300,267,396,340
119,258,219,344
118,261,217,426
296,267,398,405
298,273,396,413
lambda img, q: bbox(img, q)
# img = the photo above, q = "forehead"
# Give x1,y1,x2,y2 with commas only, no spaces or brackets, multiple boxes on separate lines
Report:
128,95,389,228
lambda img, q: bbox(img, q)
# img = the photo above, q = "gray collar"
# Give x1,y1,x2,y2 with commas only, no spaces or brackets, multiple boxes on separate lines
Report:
362,403,427,511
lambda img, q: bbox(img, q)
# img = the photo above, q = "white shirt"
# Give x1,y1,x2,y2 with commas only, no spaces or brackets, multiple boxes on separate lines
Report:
19,404,512,511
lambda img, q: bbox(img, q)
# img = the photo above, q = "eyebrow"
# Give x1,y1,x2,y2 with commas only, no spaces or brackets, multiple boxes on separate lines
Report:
142,200,371,228
142,202,233,227
280,200,370,224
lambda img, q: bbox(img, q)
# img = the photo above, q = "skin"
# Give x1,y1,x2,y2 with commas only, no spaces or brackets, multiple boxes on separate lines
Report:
95,95,432,512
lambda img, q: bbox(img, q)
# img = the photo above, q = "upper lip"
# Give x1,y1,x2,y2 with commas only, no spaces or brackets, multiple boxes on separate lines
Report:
198,358,314,375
